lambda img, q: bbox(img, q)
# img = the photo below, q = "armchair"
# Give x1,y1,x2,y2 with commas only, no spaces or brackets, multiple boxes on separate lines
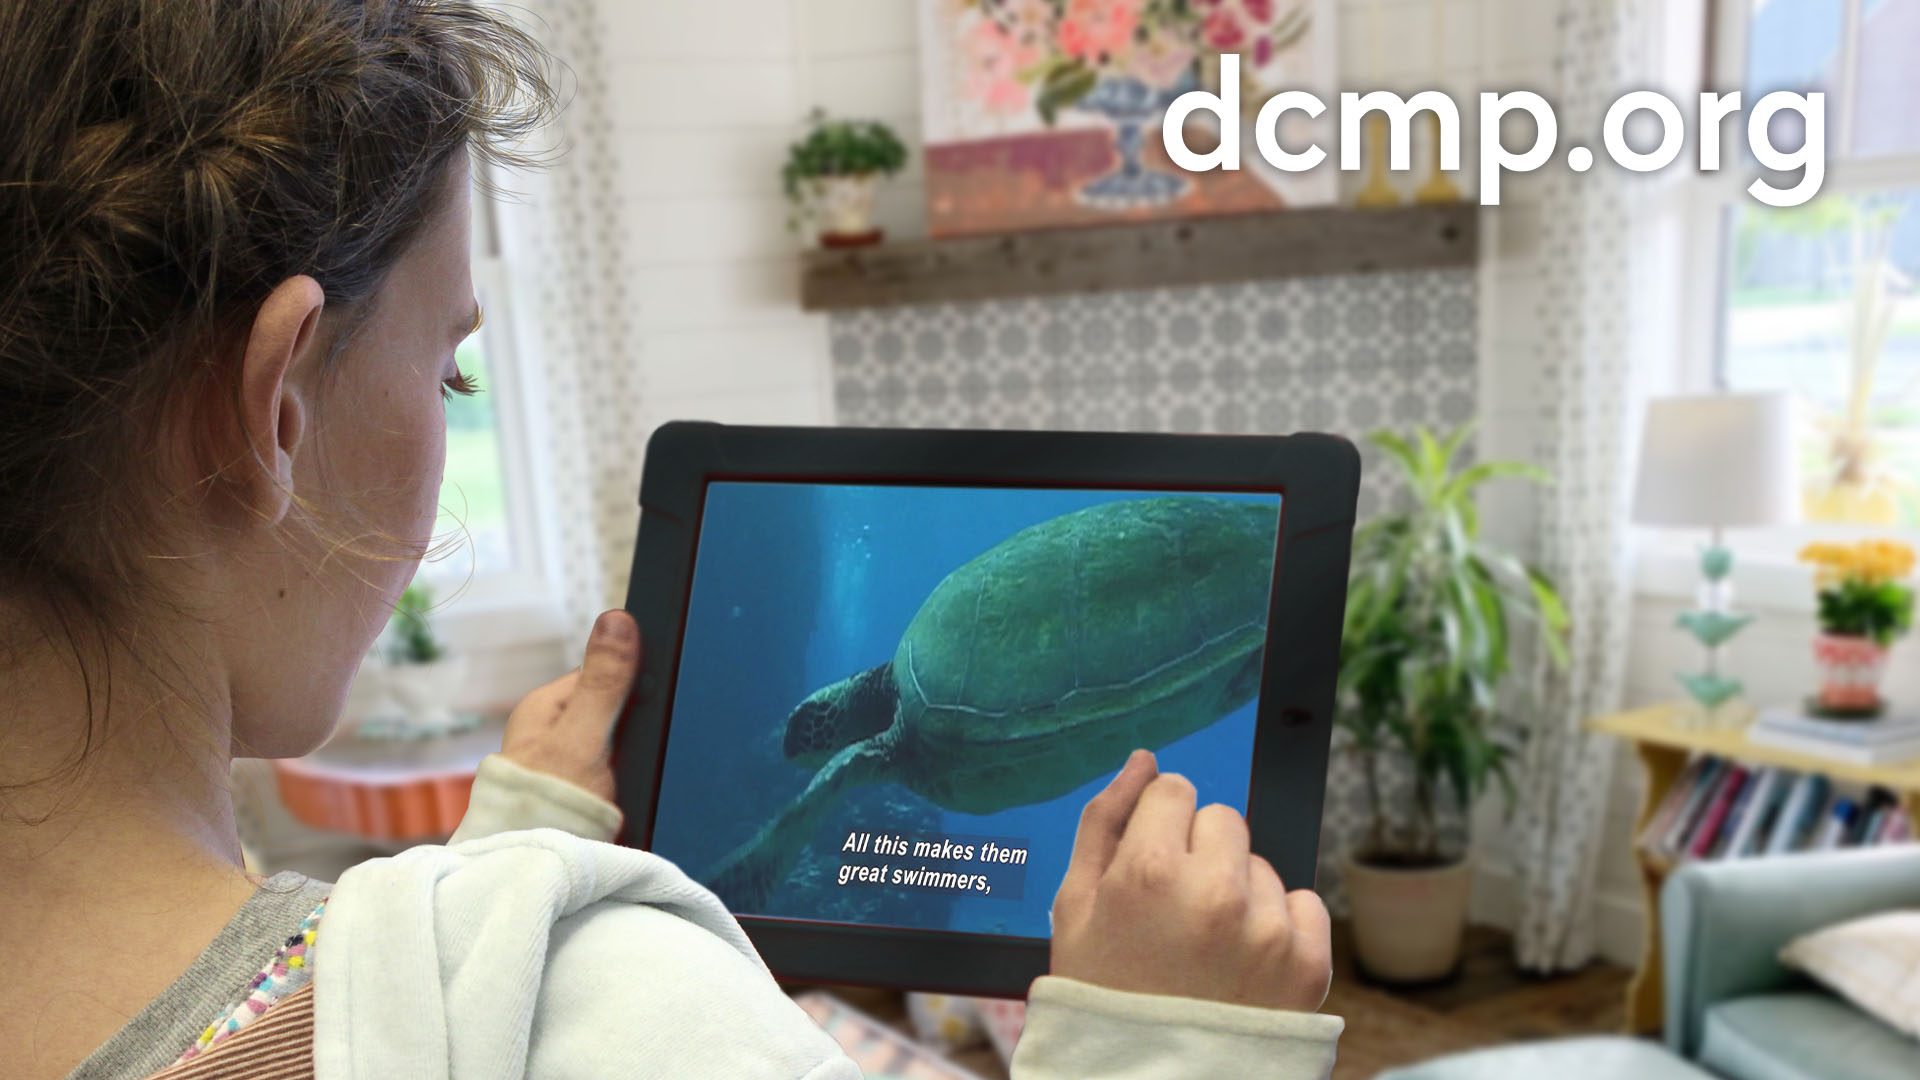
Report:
1662,846,1920,1080
1377,846,1920,1080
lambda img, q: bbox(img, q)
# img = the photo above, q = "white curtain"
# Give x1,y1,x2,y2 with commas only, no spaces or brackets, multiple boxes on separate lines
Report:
492,0,651,644
1507,0,1660,972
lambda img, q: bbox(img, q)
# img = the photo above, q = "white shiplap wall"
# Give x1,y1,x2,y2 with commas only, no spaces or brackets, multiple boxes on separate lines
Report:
599,1,836,427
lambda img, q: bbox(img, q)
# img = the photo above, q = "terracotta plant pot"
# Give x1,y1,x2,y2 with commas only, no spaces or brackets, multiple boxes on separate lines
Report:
811,173,882,247
1812,632,1888,714
1343,853,1473,984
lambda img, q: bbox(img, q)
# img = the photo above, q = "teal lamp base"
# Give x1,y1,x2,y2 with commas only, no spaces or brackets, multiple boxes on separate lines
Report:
1672,538,1756,730
1673,676,1755,729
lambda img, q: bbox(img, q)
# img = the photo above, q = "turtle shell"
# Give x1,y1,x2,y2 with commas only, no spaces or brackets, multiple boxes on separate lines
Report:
889,496,1277,812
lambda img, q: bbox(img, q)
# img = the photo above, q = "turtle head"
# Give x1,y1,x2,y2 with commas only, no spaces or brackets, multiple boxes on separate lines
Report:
782,663,898,768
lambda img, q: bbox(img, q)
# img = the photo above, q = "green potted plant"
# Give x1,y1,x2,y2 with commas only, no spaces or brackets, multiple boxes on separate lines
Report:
1338,427,1569,983
782,109,907,248
1798,539,1915,715
386,582,448,666
359,582,471,739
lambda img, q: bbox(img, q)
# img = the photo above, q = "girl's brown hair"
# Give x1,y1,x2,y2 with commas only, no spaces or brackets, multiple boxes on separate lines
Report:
0,0,555,758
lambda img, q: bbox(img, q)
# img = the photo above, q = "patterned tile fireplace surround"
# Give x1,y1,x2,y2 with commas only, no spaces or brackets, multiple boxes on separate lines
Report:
829,267,1479,910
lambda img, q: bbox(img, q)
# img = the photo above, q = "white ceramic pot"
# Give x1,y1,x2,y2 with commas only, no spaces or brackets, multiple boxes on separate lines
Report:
811,173,880,244
364,655,470,738
1342,853,1473,984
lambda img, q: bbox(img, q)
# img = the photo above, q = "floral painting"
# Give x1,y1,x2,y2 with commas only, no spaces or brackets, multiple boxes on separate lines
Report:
919,0,1338,237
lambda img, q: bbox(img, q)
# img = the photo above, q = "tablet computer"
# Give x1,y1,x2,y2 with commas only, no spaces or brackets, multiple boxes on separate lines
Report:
615,422,1358,997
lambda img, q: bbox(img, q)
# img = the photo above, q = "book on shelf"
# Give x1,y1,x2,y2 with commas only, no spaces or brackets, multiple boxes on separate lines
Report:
1638,755,1712,854
1717,766,1774,857
1656,757,1729,858
1721,766,1792,860
1812,797,1857,850
1850,787,1899,846
1754,705,1920,743
1643,753,1720,845
1635,748,1914,864
1858,805,1886,846
1747,726,1920,766
1747,705,1920,766
1879,808,1913,843
1764,773,1831,855
1688,765,1751,859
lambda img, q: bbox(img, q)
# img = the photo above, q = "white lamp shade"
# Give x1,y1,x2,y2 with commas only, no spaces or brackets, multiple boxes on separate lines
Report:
1632,392,1799,529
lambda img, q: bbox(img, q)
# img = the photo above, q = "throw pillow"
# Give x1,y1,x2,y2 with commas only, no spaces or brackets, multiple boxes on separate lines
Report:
1779,910,1920,1038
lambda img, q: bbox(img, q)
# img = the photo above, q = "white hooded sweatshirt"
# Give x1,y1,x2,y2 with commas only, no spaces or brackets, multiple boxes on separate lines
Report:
308,755,1344,1079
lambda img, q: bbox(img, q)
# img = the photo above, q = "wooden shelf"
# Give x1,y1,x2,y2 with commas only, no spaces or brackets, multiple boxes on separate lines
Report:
1591,705,1920,796
800,202,1479,312
1589,703,1920,1037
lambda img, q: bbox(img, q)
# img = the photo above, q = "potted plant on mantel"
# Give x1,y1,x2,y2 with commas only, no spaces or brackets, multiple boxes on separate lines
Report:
1337,427,1569,984
1797,539,1915,716
782,109,907,249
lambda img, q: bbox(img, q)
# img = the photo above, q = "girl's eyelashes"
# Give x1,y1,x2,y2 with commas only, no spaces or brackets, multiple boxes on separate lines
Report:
442,367,479,400
444,302,484,400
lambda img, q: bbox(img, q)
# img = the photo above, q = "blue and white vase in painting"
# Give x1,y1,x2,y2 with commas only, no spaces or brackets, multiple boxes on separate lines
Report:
1072,73,1195,211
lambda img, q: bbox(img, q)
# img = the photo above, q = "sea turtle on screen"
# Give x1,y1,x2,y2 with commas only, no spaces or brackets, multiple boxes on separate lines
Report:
703,495,1278,910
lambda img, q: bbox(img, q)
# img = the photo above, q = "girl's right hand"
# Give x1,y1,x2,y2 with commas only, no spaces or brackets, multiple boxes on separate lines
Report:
1048,749,1332,1013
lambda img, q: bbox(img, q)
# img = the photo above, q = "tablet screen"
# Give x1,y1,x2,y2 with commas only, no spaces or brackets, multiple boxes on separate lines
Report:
649,481,1282,941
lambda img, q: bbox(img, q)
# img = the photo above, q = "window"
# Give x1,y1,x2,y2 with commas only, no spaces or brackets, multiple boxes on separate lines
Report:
439,305,511,574
1704,0,1920,529
1723,188,1920,524
412,163,558,632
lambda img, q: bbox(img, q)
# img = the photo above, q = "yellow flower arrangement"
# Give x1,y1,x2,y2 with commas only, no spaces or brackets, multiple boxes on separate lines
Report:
1798,538,1917,646
1798,539,1918,587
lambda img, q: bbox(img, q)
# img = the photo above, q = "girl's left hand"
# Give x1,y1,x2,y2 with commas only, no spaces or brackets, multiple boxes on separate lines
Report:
498,609,641,803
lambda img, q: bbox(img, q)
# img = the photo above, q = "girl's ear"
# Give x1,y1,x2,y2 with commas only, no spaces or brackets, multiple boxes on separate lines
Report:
223,276,325,527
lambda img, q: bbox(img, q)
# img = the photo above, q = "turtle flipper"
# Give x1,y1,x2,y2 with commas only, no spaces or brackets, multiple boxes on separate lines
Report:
701,736,893,911
783,663,898,768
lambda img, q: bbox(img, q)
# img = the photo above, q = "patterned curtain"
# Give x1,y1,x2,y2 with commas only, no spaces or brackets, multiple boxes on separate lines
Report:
1507,0,1652,972
490,0,649,643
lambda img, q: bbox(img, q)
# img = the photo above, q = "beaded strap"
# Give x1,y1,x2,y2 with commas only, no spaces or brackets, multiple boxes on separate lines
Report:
174,899,326,1063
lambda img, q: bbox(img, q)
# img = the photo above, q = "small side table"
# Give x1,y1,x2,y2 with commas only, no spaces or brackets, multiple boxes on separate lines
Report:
271,716,507,842
1588,703,1920,1035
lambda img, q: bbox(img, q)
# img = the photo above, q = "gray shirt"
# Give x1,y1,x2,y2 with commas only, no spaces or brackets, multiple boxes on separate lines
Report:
65,872,332,1080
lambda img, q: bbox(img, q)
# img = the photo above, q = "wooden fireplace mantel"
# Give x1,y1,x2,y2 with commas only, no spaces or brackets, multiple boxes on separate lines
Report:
799,202,1479,312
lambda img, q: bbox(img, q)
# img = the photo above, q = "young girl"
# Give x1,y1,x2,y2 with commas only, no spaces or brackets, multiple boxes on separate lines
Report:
0,3,1343,1077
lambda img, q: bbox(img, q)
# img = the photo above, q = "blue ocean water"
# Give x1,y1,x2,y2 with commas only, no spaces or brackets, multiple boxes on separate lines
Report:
649,481,1280,940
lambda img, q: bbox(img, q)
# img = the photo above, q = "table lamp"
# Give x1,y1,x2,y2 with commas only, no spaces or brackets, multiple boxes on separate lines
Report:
1632,392,1798,725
